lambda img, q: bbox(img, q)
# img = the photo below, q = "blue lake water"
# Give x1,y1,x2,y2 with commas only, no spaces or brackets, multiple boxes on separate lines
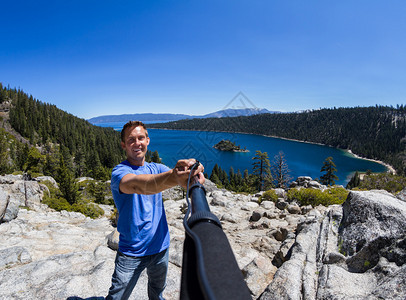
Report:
96,122,388,185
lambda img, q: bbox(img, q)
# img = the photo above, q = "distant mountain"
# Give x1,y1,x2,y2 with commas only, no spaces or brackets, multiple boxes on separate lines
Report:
202,108,275,118
87,108,275,124
87,113,192,124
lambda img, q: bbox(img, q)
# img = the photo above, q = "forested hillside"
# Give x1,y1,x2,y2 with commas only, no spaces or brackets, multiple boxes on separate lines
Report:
150,106,406,176
0,84,125,179
2,83,405,178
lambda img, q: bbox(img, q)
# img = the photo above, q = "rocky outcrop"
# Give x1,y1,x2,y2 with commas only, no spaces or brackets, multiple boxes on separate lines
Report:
0,175,49,223
1,174,405,299
397,187,406,202
259,190,406,300
0,209,115,299
0,175,303,299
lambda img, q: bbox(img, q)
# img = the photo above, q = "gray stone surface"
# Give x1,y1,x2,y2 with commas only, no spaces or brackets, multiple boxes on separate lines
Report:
260,190,406,300
2,174,405,300
0,188,9,221
396,187,406,202
0,175,47,223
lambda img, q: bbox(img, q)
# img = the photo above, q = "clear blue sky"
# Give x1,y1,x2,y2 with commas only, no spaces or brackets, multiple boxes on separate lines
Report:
1,0,405,119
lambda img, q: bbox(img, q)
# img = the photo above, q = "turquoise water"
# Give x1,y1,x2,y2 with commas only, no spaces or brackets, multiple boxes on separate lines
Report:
97,122,387,185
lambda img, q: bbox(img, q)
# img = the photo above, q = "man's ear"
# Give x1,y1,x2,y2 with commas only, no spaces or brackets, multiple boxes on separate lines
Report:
146,137,150,146
121,141,126,149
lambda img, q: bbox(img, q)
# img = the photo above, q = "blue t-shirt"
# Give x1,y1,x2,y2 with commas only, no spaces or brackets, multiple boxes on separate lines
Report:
111,160,171,256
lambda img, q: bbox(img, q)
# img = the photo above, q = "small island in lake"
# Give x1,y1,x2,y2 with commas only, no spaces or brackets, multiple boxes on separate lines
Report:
213,139,249,152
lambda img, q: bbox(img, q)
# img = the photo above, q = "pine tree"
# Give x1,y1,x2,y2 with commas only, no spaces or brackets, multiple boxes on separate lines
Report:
346,171,361,189
243,169,249,180
151,150,161,163
0,130,10,174
43,149,60,178
0,84,4,103
15,143,29,171
24,147,45,175
228,166,236,189
219,168,229,187
235,169,243,186
86,151,102,179
320,156,339,186
145,150,152,162
252,150,272,191
74,147,86,177
209,173,221,186
212,164,220,177
209,164,221,183
57,156,80,205
89,181,108,204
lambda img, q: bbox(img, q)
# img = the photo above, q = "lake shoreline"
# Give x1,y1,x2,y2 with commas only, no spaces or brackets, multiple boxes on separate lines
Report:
345,150,396,175
149,127,396,174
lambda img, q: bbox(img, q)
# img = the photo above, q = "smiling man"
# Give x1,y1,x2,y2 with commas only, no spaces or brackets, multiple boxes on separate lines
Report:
106,121,204,300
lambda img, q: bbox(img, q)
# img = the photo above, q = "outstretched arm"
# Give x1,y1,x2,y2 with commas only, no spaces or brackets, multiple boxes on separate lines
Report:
119,159,204,195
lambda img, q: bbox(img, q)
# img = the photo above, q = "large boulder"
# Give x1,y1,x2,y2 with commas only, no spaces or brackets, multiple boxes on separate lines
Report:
35,176,58,189
260,190,406,300
339,190,406,272
0,189,9,220
0,175,45,223
397,187,406,202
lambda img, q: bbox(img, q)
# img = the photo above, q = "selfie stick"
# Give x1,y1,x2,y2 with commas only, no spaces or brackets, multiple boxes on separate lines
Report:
180,162,251,300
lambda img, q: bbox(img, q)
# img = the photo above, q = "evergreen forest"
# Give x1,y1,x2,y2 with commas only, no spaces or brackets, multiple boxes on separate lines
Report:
149,106,406,176
0,84,125,180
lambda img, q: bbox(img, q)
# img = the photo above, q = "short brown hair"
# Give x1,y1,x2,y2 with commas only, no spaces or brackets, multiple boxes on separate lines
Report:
121,121,148,142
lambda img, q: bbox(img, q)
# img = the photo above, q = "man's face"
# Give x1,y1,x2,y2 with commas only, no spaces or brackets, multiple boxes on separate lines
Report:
121,126,150,166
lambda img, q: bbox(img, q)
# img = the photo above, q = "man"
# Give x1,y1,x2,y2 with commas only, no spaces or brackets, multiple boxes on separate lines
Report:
106,121,204,300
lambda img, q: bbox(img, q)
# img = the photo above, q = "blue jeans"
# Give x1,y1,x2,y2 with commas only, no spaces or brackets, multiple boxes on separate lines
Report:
106,248,169,300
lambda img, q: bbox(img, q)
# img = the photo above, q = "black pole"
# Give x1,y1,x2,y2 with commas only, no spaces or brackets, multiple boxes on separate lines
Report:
180,183,252,300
